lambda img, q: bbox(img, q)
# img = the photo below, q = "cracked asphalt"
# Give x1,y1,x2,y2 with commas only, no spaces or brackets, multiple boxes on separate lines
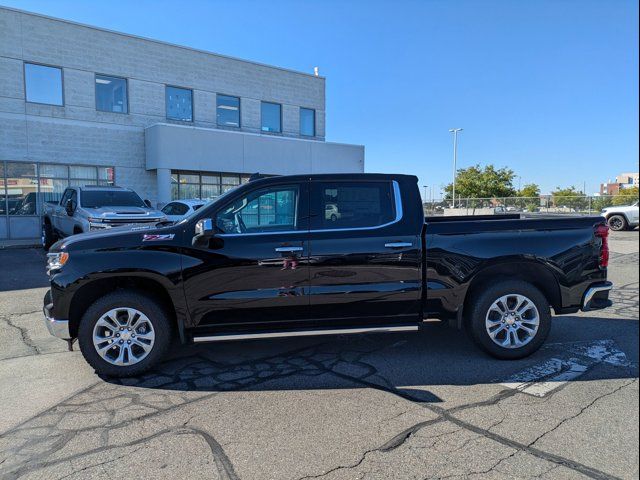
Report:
0,231,637,480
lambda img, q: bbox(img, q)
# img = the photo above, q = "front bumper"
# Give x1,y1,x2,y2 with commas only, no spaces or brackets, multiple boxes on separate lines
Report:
43,290,71,339
581,281,613,312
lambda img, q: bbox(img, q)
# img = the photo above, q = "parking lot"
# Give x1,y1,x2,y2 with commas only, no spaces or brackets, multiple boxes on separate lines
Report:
0,231,637,480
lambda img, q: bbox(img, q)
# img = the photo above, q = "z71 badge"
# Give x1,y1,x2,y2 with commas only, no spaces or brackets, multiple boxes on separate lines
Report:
143,234,175,242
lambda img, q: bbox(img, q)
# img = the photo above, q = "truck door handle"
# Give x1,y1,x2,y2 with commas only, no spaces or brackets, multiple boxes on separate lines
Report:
275,246,304,253
385,242,413,248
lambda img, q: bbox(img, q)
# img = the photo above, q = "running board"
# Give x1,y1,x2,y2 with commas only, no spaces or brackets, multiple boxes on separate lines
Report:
192,325,419,343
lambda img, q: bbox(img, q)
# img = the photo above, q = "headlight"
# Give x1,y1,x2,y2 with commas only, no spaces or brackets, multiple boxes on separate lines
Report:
46,252,69,274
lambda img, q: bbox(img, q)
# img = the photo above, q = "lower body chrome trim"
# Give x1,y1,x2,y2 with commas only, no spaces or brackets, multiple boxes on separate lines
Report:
582,281,614,311
43,297,71,339
43,311,71,339
193,325,418,343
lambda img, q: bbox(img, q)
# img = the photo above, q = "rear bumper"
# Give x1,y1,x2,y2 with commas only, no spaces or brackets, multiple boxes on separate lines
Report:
43,290,71,339
581,281,613,312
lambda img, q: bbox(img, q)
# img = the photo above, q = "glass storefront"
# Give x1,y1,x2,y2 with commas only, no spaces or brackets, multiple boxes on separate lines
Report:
0,161,114,240
171,171,250,201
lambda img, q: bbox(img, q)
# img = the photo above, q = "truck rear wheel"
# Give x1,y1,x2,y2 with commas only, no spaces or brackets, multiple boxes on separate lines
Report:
467,281,551,360
77,291,172,377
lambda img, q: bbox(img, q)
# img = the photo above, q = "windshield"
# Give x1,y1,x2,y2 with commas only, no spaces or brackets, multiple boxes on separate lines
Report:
81,190,146,208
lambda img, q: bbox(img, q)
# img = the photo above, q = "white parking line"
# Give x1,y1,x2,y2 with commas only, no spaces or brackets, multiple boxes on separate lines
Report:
500,340,632,397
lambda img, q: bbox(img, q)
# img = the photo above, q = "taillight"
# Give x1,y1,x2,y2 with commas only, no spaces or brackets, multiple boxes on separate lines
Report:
595,224,609,268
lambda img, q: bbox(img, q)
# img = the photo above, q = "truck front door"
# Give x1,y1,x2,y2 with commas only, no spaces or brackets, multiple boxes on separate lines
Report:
307,179,422,324
182,180,311,327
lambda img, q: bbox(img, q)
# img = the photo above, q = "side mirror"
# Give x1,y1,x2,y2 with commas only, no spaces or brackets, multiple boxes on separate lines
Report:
65,199,74,216
144,199,152,208
192,218,214,246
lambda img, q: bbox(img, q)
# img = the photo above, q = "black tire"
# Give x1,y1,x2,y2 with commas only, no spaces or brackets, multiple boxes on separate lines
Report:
330,214,338,222
78,290,172,377
607,214,628,232
467,280,551,360
42,221,56,251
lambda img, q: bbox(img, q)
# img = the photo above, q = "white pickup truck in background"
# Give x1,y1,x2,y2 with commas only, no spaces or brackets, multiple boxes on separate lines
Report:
41,185,166,249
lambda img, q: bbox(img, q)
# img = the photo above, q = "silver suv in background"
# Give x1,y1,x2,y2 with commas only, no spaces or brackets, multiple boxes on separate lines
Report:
42,186,166,249
602,201,639,231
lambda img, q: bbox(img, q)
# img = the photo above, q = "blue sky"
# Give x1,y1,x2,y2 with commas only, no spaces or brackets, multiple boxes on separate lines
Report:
3,0,638,196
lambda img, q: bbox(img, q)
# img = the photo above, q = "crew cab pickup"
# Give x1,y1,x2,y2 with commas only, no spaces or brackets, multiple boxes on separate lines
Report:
42,174,613,377
41,185,166,249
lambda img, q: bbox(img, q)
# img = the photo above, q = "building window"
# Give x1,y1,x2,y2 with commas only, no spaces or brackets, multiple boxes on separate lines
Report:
39,164,69,206
95,74,128,113
170,171,251,201
4,162,37,215
300,108,315,137
166,86,193,122
24,63,63,106
0,162,115,219
261,102,281,133
217,95,240,127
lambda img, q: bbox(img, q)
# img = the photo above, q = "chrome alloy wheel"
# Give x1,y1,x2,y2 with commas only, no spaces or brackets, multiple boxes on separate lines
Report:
92,307,156,366
485,294,540,349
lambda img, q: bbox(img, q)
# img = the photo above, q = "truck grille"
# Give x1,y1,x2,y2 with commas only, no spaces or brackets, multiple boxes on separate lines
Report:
102,218,159,224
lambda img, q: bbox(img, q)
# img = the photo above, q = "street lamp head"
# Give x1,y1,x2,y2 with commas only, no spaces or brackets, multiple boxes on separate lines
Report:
449,128,463,133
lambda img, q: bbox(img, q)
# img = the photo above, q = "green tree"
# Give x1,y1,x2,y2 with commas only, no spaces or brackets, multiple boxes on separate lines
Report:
518,183,541,211
444,164,516,205
518,183,540,198
613,186,639,206
551,186,588,211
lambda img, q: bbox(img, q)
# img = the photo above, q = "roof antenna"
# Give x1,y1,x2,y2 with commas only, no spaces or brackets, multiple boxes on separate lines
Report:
313,66,319,76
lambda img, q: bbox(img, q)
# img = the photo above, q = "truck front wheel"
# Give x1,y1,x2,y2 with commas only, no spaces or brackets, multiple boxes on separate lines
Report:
78,291,172,377
607,214,627,232
467,281,551,360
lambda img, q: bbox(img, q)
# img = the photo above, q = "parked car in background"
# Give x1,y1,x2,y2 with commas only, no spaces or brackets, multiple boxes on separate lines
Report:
602,201,639,231
161,199,206,222
325,203,341,222
42,173,613,377
41,185,166,250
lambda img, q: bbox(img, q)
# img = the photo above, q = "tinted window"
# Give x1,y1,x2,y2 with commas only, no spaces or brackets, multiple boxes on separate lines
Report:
81,190,145,208
95,75,128,113
217,185,298,234
261,102,281,133
166,86,193,121
162,202,189,216
217,95,240,127
24,63,63,105
300,108,315,136
315,182,395,230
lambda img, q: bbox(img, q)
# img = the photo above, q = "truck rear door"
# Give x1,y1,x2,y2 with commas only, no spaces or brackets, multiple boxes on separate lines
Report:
307,179,421,324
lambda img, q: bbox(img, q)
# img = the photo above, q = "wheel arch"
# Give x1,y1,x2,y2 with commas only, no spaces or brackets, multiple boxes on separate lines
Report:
460,260,562,328
67,274,184,341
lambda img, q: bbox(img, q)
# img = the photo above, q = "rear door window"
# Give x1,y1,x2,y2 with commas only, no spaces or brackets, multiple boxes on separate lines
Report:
311,181,396,230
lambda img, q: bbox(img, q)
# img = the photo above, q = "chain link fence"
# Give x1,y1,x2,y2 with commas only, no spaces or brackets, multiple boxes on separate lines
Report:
423,195,639,216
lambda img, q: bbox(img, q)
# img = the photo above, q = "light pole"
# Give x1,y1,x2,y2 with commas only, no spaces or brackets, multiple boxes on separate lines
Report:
423,185,428,203
449,128,463,207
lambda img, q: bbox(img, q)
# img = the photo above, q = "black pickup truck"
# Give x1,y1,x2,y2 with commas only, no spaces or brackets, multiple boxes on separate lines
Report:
43,173,613,377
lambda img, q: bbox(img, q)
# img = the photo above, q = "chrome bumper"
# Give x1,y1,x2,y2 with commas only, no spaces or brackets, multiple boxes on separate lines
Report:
43,302,71,339
581,282,614,312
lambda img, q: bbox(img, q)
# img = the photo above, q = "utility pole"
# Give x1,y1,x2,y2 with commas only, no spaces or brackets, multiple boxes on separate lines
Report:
449,128,463,207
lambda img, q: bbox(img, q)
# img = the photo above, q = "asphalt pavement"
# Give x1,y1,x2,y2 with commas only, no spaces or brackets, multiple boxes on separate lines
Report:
0,231,637,479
